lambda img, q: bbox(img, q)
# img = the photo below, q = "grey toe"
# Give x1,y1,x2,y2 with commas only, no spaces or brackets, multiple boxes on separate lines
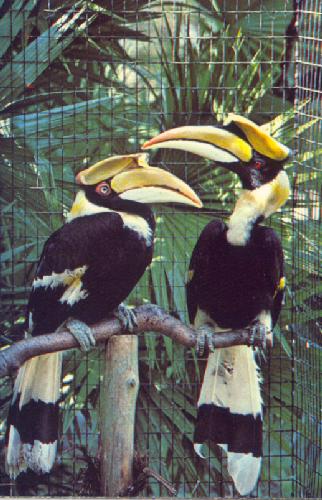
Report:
248,321,269,350
195,324,215,356
66,318,96,352
115,303,137,332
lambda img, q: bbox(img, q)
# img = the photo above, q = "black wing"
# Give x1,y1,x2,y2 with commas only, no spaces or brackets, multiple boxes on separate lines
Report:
186,221,285,328
186,220,226,324
256,226,285,327
27,222,87,335
27,213,152,336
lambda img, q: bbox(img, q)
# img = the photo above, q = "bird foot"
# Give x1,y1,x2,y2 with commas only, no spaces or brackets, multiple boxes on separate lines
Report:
63,318,96,352
114,303,137,332
195,324,215,356
247,320,272,349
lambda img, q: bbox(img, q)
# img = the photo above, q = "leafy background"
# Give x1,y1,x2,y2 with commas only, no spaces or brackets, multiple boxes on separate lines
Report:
0,0,320,497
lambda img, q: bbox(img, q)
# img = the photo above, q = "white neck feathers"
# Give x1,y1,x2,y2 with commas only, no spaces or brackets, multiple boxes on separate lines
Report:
66,190,153,246
227,198,261,246
227,171,290,246
66,190,112,222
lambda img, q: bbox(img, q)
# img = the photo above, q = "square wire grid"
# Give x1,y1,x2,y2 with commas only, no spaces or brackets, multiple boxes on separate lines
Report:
0,0,320,497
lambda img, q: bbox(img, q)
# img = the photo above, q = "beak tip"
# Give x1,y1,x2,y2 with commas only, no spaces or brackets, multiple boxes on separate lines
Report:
195,199,203,208
141,141,152,150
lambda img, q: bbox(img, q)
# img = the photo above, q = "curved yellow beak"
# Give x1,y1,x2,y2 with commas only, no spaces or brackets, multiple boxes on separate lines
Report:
76,153,149,185
76,153,202,209
142,125,252,162
142,116,291,163
113,166,202,208
225,114,291,161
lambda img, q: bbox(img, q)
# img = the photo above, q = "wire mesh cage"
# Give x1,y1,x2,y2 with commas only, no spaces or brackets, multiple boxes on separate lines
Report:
0,0,320,497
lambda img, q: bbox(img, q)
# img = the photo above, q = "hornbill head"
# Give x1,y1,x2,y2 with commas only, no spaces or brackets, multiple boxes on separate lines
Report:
73,153,202,214
142,114,292,218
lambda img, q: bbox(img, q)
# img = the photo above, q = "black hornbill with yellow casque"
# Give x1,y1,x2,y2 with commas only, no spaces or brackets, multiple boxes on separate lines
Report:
143,114,291,495
5,153,202,478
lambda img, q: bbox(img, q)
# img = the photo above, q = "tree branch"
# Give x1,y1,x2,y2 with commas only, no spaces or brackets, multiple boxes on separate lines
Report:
0,304,265,378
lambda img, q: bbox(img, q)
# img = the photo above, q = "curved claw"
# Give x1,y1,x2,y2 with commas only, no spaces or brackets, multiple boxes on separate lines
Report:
65,318,96,352
248,320,271,350
114,303,138,333
195,324,215,356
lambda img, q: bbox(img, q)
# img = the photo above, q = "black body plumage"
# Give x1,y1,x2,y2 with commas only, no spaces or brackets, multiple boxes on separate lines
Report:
141,115,290,494
28,210,155,335
5,151,202,477
189,219,284,475
187,219,284,329
5,207,155,471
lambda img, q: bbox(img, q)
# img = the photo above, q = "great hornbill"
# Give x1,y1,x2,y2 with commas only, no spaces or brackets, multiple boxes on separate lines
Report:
143,115,291,495
5,153,202,478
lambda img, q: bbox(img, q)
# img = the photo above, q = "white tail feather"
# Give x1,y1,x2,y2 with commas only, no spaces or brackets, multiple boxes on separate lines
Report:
6,429,57,478
198,345,262,416
22,441,57,474
13,352,62,407
6,425,27,478
196,329,263,495
227,452,262,496
6,352,62,477
194,443,206,458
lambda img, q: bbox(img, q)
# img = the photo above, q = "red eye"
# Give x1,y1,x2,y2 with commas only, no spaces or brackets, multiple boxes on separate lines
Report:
255,161,262,170
95,182,111,196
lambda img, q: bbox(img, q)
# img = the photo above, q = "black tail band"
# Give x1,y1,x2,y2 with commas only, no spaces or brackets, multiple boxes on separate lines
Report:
5,396,59,444
194,404,262,456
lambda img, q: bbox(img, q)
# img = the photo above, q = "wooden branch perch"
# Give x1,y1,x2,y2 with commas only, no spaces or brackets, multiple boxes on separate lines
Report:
0,304,265,378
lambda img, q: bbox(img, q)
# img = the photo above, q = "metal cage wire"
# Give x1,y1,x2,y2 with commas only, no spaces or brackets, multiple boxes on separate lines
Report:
0,0,320,497
294,0,321,496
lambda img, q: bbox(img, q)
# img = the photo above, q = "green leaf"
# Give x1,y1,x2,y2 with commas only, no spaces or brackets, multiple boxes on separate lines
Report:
0,0,38,59
0,4,95,108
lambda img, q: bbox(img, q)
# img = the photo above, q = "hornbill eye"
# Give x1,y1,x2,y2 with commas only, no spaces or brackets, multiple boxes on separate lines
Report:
96,182,111,196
